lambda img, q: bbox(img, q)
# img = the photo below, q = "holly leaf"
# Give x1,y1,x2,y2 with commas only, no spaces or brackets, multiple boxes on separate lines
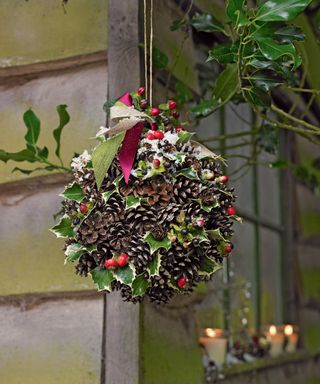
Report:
92,132,125,189
23,109,40,152
199,256,222,275
91,267,114,291
144,233,172,254
274,25,305,44
177,131,194,144
158,103,169,110
191,12,225,33
226,0,248,27
0,149,37,163
132,274,150,297
207,43,238,64
114,264,135,285
191,99,220,118
147,252,161,277
212,64,240,107
65,243,86,264
102,189,116,203
50,217,74,238
176,168,199,180
249,72,284,92
52,105,70,162
243,87,271,108
61,182,84,202
113,175,123,191
255,0,312,22
125,195,142,209
207,228,227,242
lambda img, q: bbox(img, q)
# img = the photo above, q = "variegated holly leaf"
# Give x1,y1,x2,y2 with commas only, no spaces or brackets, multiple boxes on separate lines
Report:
51,217,74,238
91,267,114,291
125,195,142,209
177,131,194,144
192,198,219,212
147,252,161,277
199,256,222,275
102,189,116,203
61,182,84,202
207,228,227,242
144,233,172,254
65,243,86,264
113,175,123,191
114,264,135,285
132,274,150,297
176,168,199,180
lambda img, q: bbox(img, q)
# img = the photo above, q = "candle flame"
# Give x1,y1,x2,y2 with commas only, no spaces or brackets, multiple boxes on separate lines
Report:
269,325,277,335
284,325,293,336
205,328,216,338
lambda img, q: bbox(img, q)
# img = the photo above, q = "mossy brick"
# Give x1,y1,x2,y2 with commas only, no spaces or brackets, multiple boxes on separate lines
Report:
0,182,94,295
0,0,107,68
0,299,103,383
0,63,107,183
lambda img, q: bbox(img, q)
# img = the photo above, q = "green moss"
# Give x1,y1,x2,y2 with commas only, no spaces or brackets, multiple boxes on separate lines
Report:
304,379,320,384
261,290,275,325
196,306,224,330
142,328,203,384
301,268,320,300
300,212,320,236
304,325,320,353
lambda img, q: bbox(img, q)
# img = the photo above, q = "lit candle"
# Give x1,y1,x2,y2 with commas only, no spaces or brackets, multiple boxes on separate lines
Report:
199,328,227,367
266,325,284,358
284,324,298,352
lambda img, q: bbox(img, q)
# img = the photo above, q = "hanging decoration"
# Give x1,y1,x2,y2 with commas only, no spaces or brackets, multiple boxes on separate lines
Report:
51,0,239,303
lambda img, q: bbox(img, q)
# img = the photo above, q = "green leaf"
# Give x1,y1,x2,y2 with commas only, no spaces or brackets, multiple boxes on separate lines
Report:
114,264,135,285
11,166,55,174
102,189,116,203
207,228,227,242
103,98,117,114
226,0,248,27
274,25,305,43
176,167,199,180
170,19,187,31
249,72,284,92
0,149,37,163
92,132,125,189
61,182,84,202
65,243,86,264
132,274,150,297
212,64,240,107
177,131,194,144
175,81,193,104
243,87,271,107
158,103,169,110
256,124,279,154
147,252,161,277
50,217,74,238
256,37,301,69
23,109,40,151
255,0,312,22
207,43,238,64
191,12,225,33
191,99,220,118
91,267,114,291
199,256,222,275
271,159,289,169
53,105,70,162
153,47,169,69
144,233,172,254
125,195,142,209
38,146,49,160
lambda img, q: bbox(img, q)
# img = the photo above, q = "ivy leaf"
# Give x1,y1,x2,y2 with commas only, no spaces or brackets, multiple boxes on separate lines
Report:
256,37,301,69
191,12,225,33
23,109,41,153
0,149,37,163
51,217,74,238
61,182,84,202
177,131,194,144
65,243,86,264
226,0,248,27
199,256,222,275
176,167,199,180
207,228,227,242
255,0,312,22
212,64,240,108
144,233,172,254
147,252,161,277
207,43,238,64
191,99,220,118
91,267,114,291
53,105,70,163
114,264,135,285
132,274,150,297
92,132,125,189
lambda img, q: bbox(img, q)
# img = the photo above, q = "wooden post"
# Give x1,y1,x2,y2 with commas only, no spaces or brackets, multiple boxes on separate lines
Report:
104,2,141,383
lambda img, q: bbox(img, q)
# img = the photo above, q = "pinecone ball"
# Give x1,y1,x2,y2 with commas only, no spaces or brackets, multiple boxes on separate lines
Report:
52,89,239,304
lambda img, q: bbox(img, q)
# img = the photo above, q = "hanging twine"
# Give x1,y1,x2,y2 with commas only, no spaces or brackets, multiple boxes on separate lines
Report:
143,0,154,106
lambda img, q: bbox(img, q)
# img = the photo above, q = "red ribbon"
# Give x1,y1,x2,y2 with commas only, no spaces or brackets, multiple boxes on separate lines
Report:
117,92,145,184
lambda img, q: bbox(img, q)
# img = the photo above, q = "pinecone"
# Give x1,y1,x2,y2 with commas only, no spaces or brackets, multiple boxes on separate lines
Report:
141,176,173,206
78,211,108,244
150,224,167,240
107,222,130,251
75,253,96,276
147,272,175,304
125,205,157,235
157,204,181,224
200,188,215,206
103,194,125,223
172,177,201,204
127,236,152,274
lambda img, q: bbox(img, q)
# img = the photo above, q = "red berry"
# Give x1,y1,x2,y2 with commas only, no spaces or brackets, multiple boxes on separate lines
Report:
153,130,164,140
172,110,180,119
225,243,233,254
139,99,148,109
153,159,161,168
137,87,145,96
196,218,205,228
146,133,155,140
79,202,89,214
117,253,128,268
219,175,229,184
150,107,160,116
227,206,236,216
177,276,187,289
176,126,184,132
104,258,118,269
150,122,157,131
168,100,177,110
